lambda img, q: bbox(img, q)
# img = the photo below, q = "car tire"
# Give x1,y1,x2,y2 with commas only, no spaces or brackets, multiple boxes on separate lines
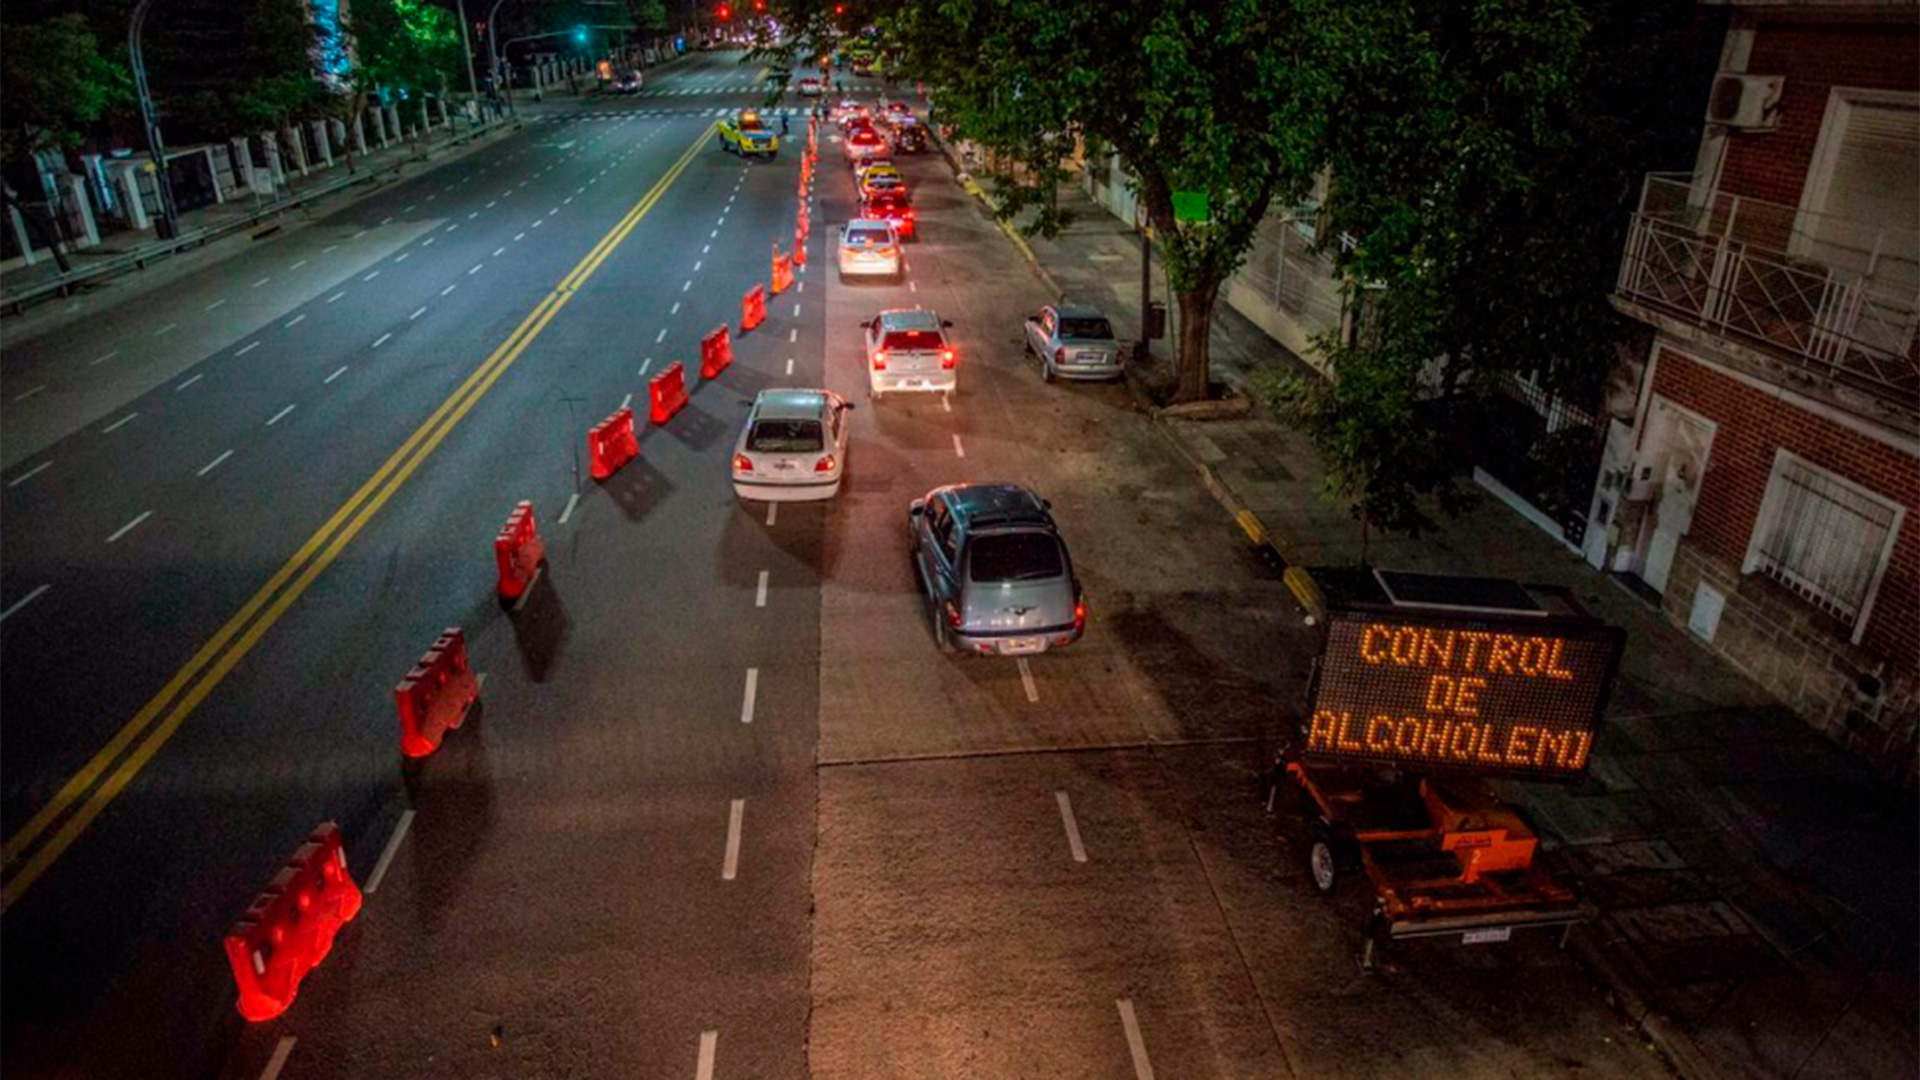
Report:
1042,359,1057,383
932,611,957,655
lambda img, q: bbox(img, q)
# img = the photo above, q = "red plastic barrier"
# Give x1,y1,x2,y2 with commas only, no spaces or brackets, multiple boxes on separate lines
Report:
742,285,767,332
394,627,480,758
650,362,690,425
224,822,364,1022
792,228,807,266
493,501,545,601
586,406,640,481
700,325,734,379
797,203,809,239
771,248,793,294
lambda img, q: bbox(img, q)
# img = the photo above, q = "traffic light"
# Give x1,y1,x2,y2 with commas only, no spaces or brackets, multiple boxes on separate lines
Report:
574,25,587,42
753,0,764,10
717,3,731,19
833,4,845,13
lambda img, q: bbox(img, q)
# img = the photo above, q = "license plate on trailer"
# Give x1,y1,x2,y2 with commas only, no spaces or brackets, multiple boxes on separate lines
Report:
1462,927,1512,945
998,637,1045,656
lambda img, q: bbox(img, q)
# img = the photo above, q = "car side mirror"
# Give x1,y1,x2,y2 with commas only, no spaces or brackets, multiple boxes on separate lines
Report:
1042,499,1052,510
941,319,953,328
908,503,924,516
842,401,857,410
860,319,873,329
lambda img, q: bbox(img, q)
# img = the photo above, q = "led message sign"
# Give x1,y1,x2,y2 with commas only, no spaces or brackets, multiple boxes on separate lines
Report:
1303,610,1625,781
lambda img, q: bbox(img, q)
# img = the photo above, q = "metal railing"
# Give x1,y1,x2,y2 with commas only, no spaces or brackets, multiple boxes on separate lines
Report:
1617,176,1920,411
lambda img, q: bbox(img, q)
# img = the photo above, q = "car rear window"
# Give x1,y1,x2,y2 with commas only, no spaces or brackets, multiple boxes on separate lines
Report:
866,197,907,213
845,225,892,245
967,533,1065,583
1060,318,1114,339
881,328,940,350
747,419,823,453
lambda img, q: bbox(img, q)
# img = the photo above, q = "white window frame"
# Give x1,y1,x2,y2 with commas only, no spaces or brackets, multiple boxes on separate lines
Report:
1794,87,1920,260
1742,448,1907,643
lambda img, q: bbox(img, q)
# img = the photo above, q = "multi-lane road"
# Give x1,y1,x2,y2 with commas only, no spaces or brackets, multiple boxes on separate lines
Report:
1,51,1672,1079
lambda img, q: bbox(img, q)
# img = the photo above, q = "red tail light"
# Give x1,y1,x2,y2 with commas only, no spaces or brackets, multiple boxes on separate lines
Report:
733,453,754,473
940,349,956,370
1073,594,1087,632
1054,347,1066,363
871,350,888,371
942,600,962,628
814,454,837,472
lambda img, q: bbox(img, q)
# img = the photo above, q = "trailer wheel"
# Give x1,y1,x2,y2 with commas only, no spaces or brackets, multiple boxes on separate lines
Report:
1308,822,1356,896
1309,838,1339,893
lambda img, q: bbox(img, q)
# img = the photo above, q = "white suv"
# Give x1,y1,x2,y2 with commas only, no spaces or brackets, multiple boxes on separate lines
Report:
864,308,956,400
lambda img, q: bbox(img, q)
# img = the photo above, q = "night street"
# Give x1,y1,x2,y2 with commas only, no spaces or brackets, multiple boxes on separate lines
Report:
4,5,1916,1080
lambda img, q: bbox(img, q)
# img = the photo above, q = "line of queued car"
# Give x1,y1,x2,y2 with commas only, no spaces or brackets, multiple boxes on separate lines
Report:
729,93,1100,659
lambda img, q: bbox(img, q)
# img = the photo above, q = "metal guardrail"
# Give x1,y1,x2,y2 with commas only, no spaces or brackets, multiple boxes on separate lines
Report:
2,117,517,318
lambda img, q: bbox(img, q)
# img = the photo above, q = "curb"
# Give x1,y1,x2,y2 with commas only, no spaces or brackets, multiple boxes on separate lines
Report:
931,135,1064,299
1568,928,1726,1080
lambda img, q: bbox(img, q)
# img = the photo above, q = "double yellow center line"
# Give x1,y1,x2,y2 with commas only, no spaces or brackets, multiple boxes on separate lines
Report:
0,122,718,915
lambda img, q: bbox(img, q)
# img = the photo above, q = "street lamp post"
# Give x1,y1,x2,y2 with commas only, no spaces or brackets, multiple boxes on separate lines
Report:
454,0,483,127
129,0,181,241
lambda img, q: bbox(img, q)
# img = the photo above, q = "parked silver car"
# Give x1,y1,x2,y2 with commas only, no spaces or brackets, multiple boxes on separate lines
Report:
908,484,1086,656
1023,303,1122,382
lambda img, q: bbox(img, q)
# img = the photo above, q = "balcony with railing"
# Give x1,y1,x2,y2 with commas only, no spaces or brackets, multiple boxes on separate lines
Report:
1615,174,1920,423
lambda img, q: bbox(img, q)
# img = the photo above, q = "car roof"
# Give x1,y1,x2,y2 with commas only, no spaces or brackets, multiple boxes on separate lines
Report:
751,389,830,420
877,308,940,331
947,484,1054,529
846,219,894,232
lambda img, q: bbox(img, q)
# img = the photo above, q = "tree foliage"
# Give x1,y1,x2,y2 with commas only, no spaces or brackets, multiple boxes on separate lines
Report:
349,0,466,103
0,14,132,166
136,0,326,137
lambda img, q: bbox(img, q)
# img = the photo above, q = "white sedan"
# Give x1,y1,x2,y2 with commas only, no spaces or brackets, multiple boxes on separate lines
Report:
731,389,853,501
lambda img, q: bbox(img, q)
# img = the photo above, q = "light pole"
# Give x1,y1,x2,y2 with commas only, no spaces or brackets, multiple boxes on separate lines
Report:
129,0,181,240
487,0,518,119
454,0,483,127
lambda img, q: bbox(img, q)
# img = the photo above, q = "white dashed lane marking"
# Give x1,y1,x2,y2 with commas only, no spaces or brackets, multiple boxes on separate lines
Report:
105,510,153,544
197,449,235,477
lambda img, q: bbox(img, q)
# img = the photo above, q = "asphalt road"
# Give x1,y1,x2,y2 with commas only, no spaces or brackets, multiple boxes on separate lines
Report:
2,51,1674,1080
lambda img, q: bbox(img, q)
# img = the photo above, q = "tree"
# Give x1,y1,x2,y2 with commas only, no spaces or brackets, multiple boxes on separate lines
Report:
139,0,325,140
772,0,1333,404
346,0,465,143
0,14,132,271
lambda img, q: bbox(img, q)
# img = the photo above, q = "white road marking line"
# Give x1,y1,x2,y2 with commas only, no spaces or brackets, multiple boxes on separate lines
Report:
395,252,410,263
102,412,138,434
682,279,692,292
381,216,393,225
87,350,119,367
654,327,668,344
533,219,544,228
547,207,558,216
514,232,526,242
722,799,746,880
953,434,966,459
154,322,177,336
266,404,297,426
441,284,457,297
326,292,345,304
717,216,725,226
1118,1000,1156,1080
468,211,479,220
204,298,227,312
235,341,262,357
468,263,483,275
325,366,349,384
257,1036,298,1080
14,384,47,402
695,1030,718,1080
558,491,581,524
363,808,416,896
404,205,417,212
446,223,459,232
670,301,681,315
284,314,306,329
323,244,339,253
175,374,203,391
942,394,952,413
423,237,436,246
427,194,438,201
511,568,543,613
493,246,506,257
909,280,917,293
0,584,52,623
756,570,770,607
702,244,711,255
711,229,718,239
620,392,633,410
765,501,777,526
792,302,801,317
252,277,272,288
410,306,428,321
290,259,308,270
372,332,393,349
197,450,234,477
105,510,153,544
784,358,794,376
788,328,797,343
363,270,380,282
8,461,53,488
353,229,369,239
797,281,804,294
693,260,702,272
1056,791,1089,862
740,669,759,725
639,358,653,375
487,200,497,208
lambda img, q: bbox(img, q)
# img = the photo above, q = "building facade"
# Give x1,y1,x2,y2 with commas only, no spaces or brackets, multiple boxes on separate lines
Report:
1596,1,1919,780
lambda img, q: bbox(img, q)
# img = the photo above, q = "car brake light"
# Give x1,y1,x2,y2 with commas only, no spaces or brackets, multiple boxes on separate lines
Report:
815,454,837,473
733,453,754,473
940,349,956,370
1073,594,1087,632
871,350,887,370
942,600,962,628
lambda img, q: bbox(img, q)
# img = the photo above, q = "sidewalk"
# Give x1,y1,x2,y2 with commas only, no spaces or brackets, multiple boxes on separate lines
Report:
1012,177,1919,1079
1,111,518,312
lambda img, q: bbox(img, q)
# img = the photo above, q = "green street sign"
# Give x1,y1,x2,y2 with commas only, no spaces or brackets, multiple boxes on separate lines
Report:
1172,190,1209,223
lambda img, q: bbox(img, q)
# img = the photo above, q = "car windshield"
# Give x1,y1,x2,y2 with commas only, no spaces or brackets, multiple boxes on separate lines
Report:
747,418,823,453
845,226,892,246
1059,317,1114,340
968,532,1064,583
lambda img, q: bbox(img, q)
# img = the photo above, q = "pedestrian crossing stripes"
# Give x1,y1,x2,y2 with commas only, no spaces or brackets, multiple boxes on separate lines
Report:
535,106,811,122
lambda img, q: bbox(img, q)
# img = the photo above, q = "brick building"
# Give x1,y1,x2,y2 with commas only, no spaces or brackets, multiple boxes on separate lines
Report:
1594,1,1919,779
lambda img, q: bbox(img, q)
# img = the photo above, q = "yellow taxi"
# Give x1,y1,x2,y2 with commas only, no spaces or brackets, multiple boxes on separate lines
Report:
717,110,779,157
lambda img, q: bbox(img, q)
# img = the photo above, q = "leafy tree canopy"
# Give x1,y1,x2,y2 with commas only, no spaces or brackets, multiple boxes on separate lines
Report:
0,14,133,166
350,0,466,102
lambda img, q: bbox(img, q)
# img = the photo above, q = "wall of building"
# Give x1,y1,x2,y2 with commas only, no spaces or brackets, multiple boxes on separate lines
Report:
1718,11,1920,206
1648,344,1918,779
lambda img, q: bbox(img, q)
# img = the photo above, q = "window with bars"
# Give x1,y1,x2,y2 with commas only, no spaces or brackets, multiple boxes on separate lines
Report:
1745,451,1904,635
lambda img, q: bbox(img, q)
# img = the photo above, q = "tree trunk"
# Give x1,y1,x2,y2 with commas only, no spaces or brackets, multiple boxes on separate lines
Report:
1171,281,1218,404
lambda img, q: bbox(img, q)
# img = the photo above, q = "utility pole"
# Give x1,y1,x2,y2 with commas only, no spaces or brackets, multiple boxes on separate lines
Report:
1139,212,1154,362
455,0,483,127
487,0,518,119
129,0,181,241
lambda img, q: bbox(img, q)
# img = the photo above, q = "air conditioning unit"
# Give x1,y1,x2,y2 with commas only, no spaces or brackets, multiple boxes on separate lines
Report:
1706,73,1784,129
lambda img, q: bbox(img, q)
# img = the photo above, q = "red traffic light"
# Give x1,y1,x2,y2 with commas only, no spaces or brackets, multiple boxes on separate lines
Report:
753,0,765,9
717,3,731,18
834,4,846,13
